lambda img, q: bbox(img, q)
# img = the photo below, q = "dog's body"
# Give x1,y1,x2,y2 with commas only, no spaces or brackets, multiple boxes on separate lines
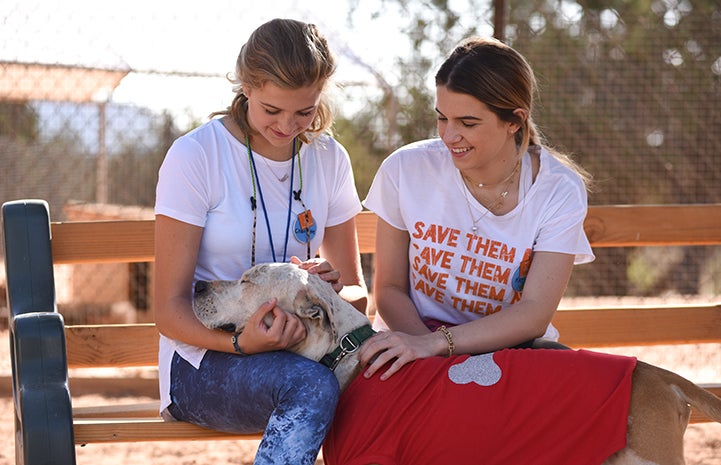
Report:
192,263,721,465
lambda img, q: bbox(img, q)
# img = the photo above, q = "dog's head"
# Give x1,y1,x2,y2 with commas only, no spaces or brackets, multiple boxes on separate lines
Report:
192,262,358,361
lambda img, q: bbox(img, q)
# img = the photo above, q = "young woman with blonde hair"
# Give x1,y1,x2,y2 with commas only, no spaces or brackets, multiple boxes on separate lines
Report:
154,18,366,465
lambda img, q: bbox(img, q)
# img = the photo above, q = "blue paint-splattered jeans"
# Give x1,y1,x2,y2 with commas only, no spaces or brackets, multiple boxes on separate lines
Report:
167,350,340,465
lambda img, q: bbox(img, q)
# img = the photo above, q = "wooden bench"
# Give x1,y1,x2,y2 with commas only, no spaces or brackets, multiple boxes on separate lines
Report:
3,199,721,464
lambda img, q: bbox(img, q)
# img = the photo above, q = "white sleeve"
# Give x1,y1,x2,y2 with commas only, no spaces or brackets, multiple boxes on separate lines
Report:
363,152,407,230
154,136,211,227
325,140,362,227
534,180,594,265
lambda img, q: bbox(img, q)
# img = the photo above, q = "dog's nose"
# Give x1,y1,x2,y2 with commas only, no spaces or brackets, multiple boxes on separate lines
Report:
194,280,208,296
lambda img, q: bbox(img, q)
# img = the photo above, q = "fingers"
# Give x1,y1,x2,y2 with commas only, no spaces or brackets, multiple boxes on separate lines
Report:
358,332,413,381
252,298,278,328
293,257,343,292
245,299,306,351
270,306,306,345
369,356,407,381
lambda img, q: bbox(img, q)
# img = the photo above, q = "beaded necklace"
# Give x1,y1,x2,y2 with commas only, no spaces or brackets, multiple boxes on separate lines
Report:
246,135,311,265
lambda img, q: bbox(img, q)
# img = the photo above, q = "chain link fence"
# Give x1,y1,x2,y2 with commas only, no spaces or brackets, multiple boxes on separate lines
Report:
1,1,720,324
509,1,721,300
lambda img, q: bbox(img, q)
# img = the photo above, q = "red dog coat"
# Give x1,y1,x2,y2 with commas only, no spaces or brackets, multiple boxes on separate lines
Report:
323,349,635,465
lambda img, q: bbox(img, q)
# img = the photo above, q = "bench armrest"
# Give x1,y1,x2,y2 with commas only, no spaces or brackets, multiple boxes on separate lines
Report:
3,200,76,465
11,312,75,465
2,199,56,318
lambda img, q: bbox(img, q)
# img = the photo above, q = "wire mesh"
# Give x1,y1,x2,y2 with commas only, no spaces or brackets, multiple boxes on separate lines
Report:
1,1,719,323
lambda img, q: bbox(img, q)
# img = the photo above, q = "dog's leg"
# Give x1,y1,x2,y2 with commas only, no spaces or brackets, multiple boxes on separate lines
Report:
615,362,691,465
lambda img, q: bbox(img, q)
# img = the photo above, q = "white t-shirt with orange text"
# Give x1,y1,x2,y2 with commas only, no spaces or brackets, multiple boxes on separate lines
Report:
364,139,593,334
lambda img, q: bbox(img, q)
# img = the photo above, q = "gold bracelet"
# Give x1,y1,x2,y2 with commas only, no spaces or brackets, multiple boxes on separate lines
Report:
437,325,455,357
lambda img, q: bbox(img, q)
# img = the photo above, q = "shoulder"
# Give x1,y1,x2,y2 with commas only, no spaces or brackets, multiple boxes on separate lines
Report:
537,147,586,192
382,138,448,167
306,133,346,154
303,134,354,168
532,147,589,214
167,120,223,156
162,120,238,178
179,119,224,143
392,138,447,157
303,134,353,169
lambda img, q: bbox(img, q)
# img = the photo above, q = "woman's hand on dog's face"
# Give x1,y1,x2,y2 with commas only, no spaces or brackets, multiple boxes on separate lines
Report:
291,256,343,293
357,331,447,381
239,298,307,353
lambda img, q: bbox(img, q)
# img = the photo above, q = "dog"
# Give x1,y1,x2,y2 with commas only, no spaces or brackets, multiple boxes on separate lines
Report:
192,262,721,465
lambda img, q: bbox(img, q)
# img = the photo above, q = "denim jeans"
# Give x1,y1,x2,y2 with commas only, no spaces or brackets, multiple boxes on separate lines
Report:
168,350,340,465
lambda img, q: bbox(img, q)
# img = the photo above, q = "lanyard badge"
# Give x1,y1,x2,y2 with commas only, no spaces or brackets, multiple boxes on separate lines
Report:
294,209,317,243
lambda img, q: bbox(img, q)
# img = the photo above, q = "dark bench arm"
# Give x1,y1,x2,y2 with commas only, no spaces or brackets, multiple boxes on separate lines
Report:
11,313,76,465
2,199,56,318
3,200,76,465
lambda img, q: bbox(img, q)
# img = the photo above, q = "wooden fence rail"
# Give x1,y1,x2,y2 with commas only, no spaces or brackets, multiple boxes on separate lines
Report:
3,201,721,461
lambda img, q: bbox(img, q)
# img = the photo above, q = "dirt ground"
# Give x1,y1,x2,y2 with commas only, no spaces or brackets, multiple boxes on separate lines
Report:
1,329,720,464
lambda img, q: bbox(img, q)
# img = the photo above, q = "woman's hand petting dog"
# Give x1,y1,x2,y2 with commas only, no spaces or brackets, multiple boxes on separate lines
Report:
237,298,307,354
358,330,448,381
291,256,343,293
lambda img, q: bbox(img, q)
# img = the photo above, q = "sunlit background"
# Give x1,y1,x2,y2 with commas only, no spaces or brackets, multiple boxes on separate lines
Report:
1,0,720,315
1,4,721,463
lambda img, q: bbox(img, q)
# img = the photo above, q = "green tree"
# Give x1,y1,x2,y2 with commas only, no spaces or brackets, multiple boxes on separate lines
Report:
510,0,721,295
342,0,490,155
0,101,39,143
108,110,183,207
341,0,721,297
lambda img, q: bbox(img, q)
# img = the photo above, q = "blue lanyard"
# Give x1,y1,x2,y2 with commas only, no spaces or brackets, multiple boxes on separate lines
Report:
246,136,297,265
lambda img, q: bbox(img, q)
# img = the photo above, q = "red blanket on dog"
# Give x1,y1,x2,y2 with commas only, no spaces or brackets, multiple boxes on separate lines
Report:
323,349,635,465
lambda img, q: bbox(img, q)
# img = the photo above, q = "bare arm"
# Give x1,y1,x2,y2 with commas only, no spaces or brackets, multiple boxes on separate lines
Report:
372,218,430,335
449,251,575,353
359,249,575,380
316,216,368,313
153,214,306,354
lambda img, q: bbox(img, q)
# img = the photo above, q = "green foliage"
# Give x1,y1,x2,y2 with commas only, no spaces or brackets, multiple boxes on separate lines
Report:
341,0,721,298
336,0,490,194
0,102,39,143
108,111,183,207
333,116,386,199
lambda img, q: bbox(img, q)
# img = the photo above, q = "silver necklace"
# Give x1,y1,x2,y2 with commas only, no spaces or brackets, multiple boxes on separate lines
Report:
463,188,491,235
258,155,290,182
461,160,521,234
463,159,520,189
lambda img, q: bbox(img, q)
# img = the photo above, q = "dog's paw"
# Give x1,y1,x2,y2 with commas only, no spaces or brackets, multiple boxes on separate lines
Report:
448,353,502,386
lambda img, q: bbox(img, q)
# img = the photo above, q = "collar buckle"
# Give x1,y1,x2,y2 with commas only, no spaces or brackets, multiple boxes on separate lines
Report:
320,324,375,372
328,333,362,370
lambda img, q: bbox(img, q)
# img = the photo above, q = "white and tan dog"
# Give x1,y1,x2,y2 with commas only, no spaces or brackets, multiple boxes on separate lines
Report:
192,262,721,465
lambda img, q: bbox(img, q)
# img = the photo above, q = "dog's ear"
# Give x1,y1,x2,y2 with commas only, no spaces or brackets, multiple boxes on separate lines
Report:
291,280,338,340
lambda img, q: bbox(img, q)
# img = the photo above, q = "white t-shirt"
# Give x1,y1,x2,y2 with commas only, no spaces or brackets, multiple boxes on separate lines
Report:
363,138,593,334
154,118,362,412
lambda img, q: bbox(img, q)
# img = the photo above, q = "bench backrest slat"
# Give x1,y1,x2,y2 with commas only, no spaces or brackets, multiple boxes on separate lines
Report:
50,204,721,265
48,202,721,369
584,204,721,247
65,304,721,369
21,201,718,369
65,324,158,368
52,219,155,264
